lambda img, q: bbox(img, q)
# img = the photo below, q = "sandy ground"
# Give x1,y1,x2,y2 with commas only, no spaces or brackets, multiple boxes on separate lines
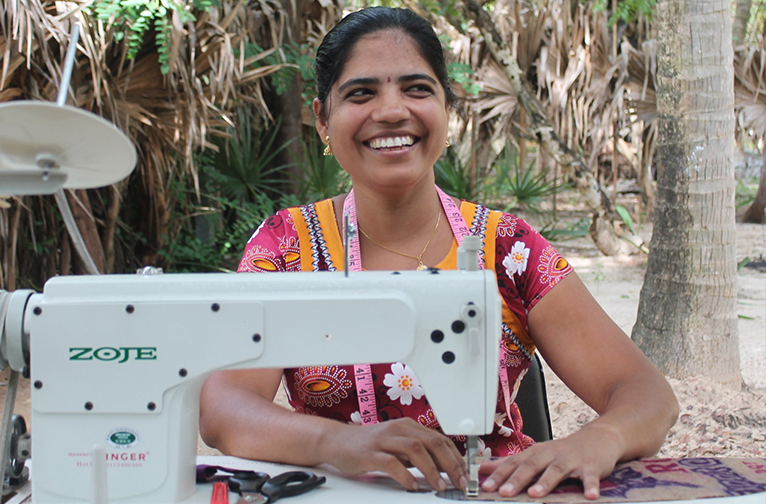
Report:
0,221,763,461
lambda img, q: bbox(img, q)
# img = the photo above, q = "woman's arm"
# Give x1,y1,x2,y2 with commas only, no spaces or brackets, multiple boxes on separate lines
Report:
480,272,679,499
199,369,468,492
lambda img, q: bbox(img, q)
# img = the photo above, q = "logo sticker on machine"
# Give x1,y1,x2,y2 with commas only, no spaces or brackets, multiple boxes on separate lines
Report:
106,428,140,449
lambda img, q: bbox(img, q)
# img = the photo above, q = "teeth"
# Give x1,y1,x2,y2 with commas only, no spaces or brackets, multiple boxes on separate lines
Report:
369,136,414,149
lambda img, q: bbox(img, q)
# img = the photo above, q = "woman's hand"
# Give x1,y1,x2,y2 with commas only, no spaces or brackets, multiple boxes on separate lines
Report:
202,371,468,493
479,423,624,499
320,418,468,493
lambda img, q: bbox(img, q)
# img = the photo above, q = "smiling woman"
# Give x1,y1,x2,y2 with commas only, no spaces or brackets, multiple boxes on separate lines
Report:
315,28,450,204
199,6,679,501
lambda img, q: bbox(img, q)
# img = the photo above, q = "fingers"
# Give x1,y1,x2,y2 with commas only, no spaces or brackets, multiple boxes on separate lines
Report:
331,418,467,493
581,472,601,500
381,420,467,492
480,439,612,500
384,436,447,491
480,447,552,497
369,451,422,491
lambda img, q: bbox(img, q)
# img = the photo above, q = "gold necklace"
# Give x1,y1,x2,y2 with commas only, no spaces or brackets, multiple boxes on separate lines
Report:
358,211,441,271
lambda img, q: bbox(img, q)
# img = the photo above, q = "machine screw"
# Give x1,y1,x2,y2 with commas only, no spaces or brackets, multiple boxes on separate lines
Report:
147,402,156,411
85,402,93,411
179,368,188,377
211,303,220,312
126,304,135,314
442,352,456,364
252,334,262,343
431,330,444,343
34,381,43,389
33,307,42,316
451,320,466,333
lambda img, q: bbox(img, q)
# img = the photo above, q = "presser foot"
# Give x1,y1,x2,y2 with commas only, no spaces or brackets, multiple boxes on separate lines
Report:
465,435,479,498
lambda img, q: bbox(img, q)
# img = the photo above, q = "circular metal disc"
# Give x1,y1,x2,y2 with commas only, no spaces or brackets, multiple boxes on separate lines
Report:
0,102,137,189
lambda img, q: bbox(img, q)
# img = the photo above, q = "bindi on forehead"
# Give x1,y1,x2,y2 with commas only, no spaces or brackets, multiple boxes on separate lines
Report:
387,76,391,83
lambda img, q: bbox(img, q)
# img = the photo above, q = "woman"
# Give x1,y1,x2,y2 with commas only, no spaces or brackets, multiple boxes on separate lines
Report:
199,7,678,499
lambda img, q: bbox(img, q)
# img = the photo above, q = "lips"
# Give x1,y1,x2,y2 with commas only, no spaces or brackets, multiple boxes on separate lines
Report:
366,135,418,150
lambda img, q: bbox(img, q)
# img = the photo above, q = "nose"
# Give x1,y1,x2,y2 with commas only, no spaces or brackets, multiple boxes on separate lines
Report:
370,90,410,123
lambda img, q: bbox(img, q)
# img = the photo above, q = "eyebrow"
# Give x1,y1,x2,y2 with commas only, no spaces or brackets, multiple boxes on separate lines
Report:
337,73,438,93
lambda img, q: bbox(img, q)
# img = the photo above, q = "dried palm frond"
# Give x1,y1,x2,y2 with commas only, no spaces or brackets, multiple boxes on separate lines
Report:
0,0,301,284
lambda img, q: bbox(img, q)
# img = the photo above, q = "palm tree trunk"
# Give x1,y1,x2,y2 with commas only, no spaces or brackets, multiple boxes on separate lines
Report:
632,0,741,387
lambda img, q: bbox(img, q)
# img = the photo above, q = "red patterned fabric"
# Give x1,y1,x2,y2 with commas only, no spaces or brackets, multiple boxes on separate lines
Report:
238,198,573,457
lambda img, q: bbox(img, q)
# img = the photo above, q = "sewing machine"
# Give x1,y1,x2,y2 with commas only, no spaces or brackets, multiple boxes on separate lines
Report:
1,259,501,503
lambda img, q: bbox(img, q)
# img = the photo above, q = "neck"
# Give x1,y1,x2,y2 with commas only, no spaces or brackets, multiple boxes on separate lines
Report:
351,182,441,243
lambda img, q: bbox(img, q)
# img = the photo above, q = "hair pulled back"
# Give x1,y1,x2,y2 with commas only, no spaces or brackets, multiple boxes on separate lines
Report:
315,7,457,116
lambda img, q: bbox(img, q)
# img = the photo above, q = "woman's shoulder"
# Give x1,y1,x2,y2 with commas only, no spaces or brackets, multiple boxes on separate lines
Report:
458,200,544,245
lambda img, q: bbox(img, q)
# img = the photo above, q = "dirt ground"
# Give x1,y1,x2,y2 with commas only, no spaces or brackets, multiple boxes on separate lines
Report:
1,216,764,461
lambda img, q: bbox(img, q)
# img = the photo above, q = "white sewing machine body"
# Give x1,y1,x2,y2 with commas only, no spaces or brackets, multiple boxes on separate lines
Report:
13,269,501,503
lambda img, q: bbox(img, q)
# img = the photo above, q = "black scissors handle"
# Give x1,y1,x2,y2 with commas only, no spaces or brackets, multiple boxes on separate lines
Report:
228,471,270,494
260,471,326,503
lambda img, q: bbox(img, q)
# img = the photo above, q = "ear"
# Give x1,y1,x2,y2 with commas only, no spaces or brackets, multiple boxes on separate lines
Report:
313,98,328,141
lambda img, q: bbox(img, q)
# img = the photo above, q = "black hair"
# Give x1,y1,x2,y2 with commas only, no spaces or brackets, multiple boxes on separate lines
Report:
314,7,457,116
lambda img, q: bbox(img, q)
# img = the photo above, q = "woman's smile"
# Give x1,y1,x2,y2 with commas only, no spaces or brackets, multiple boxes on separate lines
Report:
365,135,418,150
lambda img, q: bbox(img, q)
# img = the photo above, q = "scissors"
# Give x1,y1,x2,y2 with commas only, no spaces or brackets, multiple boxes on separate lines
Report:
227,470,326,504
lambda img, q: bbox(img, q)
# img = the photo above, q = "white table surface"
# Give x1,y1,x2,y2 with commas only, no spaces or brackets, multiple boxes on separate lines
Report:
5,456,766,503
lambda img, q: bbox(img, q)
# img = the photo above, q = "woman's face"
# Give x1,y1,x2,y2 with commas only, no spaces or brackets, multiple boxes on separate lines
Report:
314,30,449,193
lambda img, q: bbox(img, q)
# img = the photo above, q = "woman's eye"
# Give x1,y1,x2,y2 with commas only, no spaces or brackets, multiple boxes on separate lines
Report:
347,88,372,98
407,84,434,94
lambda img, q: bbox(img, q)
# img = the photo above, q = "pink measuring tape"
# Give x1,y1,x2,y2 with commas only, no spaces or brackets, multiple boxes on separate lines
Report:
342,185,477,425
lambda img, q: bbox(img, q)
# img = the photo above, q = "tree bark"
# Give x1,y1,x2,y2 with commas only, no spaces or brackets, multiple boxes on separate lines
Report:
632,0,741,387
462,0,643,256
66,189,106,274
271,0,306,195
102,185,122,273
732,0,751,46
742,160,766,223
7,200,22,290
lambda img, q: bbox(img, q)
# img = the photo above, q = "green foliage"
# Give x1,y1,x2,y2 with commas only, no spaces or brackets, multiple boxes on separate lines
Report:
614,205,634,233
238,42,315,106
159,104,299,272
493,145,566,213
159,176,281,272
593,0,656,26
419,0,461,18
434,150,481,201
89,0,216,74
295,135,350,202
448,62,481,96
736,178,758,208
538,217,591,241
748,0,766,44
210,106,293,203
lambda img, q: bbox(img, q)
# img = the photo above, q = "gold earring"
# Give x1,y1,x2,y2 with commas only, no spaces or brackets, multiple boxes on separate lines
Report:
444,140,451,148
323,136,333,156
